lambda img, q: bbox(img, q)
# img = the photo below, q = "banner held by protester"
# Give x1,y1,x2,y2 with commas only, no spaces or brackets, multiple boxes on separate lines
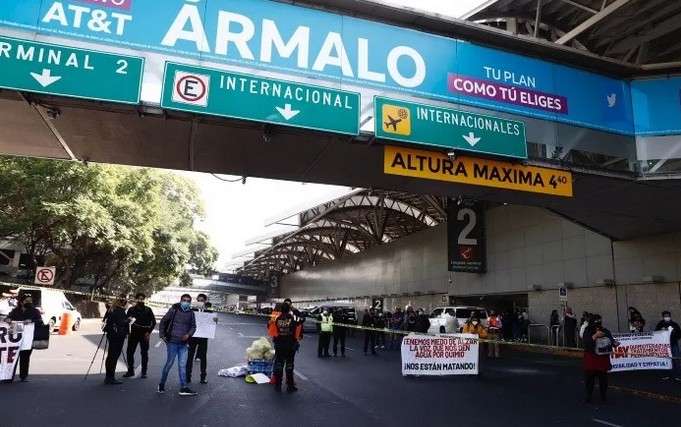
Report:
610,330,672,372
0,324,25,380
401,334,479,376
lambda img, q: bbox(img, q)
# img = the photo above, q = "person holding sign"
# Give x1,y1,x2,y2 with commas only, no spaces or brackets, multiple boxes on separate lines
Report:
654,311,681,381
582,314,619,404
4,293,42,382
187,294,217,385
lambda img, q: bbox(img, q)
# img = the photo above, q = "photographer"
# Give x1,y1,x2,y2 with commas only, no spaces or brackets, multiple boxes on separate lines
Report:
102,294,129,385
124,293,156,379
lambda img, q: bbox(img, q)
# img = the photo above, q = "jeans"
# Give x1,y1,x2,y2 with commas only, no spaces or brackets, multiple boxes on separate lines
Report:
187,337,208,381
126,333,150,374
160,341,188,387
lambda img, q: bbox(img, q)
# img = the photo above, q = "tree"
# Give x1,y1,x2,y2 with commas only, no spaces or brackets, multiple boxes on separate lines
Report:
0,157,218,296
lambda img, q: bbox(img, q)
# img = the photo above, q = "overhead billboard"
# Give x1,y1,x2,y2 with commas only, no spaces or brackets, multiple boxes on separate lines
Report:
0,0,634,135
632,77,681,136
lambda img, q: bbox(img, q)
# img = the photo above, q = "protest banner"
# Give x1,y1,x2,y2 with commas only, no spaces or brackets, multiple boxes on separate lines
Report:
1,324,25,380
401,333,479,376
193,312,217,339
610,330,672,372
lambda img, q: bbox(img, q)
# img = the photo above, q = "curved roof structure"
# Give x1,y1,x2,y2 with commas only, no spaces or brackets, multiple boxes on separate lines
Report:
237,190,448,278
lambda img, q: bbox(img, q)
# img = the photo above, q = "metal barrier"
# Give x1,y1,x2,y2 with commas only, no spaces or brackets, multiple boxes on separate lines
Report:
528,323,550,345
551,325,563,347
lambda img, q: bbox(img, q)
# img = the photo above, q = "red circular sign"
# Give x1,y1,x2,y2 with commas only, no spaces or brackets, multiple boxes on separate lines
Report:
36,268,54,283
175,75,207,102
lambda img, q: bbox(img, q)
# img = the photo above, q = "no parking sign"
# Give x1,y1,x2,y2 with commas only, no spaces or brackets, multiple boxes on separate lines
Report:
34,267,56,286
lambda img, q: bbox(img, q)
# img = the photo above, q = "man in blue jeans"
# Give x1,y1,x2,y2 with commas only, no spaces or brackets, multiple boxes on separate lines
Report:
158,294,197,396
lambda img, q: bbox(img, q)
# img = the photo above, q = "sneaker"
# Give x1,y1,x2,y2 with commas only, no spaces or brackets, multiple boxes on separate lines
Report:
141,373,147,379
675,377,681,382
663,376,670,380
123,372,135,378
179,387,197,396
287,385,299,393
158,384,165,394
200,378,208,384
104,378,122,385
19,377,28,383
274,384,282,392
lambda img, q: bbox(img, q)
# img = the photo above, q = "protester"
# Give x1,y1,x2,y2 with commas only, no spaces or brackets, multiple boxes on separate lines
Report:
563,307,578,348
582,314,619,403
158,294,197,396
271,302,300,392
102,294,129,385
415,309,431,334
486,310,502,358
4,293,43,382
654,310,681,381
550,310,561,345
187,294,217,385
388,308,403,350
317,307,333,358
628,306,645,332
332,308,348,357
362,309,377,355
463,315,488,339
375,312,387,349
124,293,156,379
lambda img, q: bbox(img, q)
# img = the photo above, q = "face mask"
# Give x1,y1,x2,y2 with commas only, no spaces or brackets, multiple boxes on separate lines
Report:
664,316,672,322
118,300,127,306
323,310,328,315
24,302,34,309
472,321,479,326
198,301,205,308
180,301,191,311
138,300,145,305
594,321,602,327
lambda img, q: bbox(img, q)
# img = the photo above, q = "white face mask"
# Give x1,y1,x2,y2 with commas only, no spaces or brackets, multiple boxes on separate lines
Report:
664,316,672,322
472,321,479,326
198,301,205,308
323,311,328,315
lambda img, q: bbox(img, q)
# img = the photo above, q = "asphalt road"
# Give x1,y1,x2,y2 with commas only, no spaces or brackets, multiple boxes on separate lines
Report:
1,312,679,427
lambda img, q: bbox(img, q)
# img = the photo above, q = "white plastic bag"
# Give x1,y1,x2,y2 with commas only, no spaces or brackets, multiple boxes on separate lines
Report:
218,365,249,378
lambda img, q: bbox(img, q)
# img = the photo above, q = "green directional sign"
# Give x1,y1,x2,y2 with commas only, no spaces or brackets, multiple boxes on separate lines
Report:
0,36,143,104
161,62,361,135
374,96,528,159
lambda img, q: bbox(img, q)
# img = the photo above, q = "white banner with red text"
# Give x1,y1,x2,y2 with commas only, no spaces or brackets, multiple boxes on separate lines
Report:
401,333,479,376
610,330,672,372
1,323,26,380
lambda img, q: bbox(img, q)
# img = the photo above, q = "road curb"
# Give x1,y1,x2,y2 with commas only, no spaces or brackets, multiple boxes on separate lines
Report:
610,386,681,404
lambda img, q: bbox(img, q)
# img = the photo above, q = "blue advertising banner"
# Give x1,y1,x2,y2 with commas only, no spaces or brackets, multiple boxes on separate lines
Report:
0,0,636,135
631,77,681,136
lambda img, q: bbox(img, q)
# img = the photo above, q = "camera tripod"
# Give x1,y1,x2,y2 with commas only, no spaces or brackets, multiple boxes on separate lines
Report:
84,333,128,381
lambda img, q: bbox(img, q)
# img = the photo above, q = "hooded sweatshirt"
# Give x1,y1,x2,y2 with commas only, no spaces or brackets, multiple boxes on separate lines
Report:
159,303,196,344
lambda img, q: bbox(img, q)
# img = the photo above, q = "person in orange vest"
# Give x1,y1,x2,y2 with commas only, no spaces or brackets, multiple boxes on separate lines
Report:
271,303,300,392
267,303,282,338
486,310,502,358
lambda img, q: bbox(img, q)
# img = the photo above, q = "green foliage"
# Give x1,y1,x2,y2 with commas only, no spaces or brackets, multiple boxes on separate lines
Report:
0,157,218,296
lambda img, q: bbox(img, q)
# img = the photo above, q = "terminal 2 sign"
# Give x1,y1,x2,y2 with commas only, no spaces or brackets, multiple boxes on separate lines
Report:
384,146,573,198
447,199,486,274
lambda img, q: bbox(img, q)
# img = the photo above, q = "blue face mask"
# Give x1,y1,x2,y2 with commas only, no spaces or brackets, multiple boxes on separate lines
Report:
180,301,191,311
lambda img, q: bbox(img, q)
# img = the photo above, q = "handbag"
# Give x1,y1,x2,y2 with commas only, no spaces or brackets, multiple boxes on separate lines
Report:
33,324,51,350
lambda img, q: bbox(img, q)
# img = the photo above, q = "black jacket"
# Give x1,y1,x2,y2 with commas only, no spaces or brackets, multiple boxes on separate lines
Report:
127,303,156,335
7,306,43,324
103,306,128,340
655,320,681,346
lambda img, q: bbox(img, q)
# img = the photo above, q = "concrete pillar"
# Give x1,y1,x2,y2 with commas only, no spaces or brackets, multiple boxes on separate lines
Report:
11,251,20,268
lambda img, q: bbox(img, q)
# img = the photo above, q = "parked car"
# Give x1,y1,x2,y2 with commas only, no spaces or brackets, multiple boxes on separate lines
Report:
427,306,489,334
18,288,82,332
300,302,357,333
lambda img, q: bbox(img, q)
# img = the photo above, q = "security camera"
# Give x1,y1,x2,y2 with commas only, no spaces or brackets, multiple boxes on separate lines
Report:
447,150,457,160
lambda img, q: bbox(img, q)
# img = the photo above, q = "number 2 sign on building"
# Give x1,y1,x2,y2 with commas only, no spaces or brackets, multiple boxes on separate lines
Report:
447,198,486,273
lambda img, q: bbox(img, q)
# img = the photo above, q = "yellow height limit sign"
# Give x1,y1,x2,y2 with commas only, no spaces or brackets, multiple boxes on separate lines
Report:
384,146,573,197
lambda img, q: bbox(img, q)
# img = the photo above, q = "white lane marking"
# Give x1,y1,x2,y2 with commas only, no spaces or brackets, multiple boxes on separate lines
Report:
155,341,162,348
293,370,309,381
238,332,243,337
593,419,625,427
228,327,234,330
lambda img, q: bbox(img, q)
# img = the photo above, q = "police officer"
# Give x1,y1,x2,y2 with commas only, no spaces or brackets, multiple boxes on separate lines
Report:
317,308,333,358
272,302,299,392
332,308,348,357
124,293,156,379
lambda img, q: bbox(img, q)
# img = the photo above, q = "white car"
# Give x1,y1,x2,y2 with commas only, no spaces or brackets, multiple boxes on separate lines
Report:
427,306,489,334
19,288,82,332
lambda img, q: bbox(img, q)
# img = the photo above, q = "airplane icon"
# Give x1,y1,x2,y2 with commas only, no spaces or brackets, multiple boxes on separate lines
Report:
384,115,402,131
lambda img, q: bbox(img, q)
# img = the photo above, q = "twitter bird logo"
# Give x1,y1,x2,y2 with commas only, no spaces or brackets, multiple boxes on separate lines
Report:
607,93,617,108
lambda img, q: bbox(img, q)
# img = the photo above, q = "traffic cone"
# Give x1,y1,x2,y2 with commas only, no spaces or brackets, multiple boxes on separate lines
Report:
58,312,71,335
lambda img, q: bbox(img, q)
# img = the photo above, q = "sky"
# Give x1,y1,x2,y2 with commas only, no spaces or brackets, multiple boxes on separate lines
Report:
177,0,490,271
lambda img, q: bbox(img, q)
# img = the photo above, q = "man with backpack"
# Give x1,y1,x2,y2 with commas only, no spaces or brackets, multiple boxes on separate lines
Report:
158,294,197,396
